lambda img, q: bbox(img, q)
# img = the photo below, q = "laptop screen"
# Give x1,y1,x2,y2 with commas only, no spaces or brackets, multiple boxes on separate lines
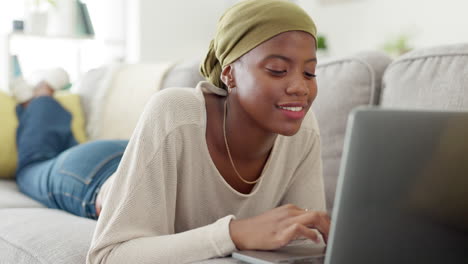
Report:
326,108,468,264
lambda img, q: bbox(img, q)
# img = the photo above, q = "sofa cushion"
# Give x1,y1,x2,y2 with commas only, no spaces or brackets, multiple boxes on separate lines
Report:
55,91,88,144
313,51,392,210
0,208,239,264
0,179,45,208
71,65,118,140
0,208,95,264
160,57,205,89
0,91,18,179
381,43,468,109
75,63,174,140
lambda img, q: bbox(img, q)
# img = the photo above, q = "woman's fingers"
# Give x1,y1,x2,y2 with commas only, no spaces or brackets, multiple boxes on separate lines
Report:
230,205,331,251
287,211,330,243
275,204,307,220
281,222,321,246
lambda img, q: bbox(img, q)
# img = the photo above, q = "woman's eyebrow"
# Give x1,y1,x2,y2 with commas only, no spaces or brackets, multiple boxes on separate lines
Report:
264,54,291,62
263,54,317,63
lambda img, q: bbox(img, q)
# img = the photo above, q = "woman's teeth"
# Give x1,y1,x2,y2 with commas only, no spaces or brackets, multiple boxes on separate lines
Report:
278,106,303,112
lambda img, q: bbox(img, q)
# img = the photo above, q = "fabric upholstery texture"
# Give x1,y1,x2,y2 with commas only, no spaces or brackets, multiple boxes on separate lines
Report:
0,91,18,178
160,57,205,90
381,43,468,109
72,64,123,140
90,63,174,140
0,179,44,208
0,91,87,179
0,208,95,264
313,51,392,210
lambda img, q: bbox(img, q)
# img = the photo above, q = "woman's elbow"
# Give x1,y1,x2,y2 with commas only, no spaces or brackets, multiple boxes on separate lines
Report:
86,243,114,264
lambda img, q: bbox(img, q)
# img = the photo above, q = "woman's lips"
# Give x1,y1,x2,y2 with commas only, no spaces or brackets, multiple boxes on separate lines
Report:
277,105,306,120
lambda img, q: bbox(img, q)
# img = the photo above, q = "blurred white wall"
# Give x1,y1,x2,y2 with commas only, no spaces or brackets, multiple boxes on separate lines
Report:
2,0,468,89
85,0,126,62
299,0,468,57
0,1,24,90
126,0,230,62
126,0,468,61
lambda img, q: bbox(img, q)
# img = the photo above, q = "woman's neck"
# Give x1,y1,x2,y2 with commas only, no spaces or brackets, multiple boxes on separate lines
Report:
204,93,276,192
224,97,277,162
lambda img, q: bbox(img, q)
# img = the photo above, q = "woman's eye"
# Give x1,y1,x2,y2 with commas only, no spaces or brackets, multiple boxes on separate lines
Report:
267,69,287,76
304,72,317,79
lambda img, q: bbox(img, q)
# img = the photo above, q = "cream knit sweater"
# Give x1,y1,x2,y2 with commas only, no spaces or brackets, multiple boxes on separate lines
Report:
86,81,325,264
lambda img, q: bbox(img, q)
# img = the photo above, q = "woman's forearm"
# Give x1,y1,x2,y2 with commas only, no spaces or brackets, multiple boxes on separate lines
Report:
87,215,236,264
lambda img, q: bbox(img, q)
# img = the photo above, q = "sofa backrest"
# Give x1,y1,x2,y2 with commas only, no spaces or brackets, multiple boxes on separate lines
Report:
314,51,392,210
381,43,468,109
74,63,174,140
160,57,205,90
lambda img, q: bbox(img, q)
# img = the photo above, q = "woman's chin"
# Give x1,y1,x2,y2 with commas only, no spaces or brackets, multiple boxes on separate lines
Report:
276,124,302,137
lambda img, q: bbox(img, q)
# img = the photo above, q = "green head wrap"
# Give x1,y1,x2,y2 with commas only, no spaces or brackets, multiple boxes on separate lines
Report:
200,0,317,89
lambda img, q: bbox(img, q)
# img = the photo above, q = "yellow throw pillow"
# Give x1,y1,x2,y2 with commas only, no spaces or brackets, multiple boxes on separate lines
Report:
0,91,87,179
0,92,18,179
54,91,88,144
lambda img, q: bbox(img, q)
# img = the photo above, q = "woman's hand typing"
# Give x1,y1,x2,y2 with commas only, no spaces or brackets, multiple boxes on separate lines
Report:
229,204,331,251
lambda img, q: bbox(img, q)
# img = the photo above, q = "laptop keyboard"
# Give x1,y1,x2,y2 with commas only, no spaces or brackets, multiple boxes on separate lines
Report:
287,238,315,247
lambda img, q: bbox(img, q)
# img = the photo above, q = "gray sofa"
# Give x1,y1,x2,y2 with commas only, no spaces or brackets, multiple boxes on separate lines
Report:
1,43,467,263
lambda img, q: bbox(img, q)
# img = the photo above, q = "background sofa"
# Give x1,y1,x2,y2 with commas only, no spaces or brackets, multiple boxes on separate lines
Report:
1,43,467,263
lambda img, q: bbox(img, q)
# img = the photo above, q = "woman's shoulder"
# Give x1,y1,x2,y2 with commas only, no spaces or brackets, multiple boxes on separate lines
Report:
147,81,223,109
142,86,206,130
151,86,203,107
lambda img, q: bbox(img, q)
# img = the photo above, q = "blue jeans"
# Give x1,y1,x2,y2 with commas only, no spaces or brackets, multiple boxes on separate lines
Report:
15,97,128,219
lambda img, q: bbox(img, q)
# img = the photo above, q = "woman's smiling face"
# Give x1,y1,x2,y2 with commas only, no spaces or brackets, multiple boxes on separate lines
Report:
226,30,318,136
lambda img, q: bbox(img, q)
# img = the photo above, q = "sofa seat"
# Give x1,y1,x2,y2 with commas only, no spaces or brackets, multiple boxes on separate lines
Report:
0,207,245,264
0,208,95,264
0,179,45,209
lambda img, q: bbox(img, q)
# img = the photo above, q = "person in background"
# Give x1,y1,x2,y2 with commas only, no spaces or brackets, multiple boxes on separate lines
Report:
13,68,128,220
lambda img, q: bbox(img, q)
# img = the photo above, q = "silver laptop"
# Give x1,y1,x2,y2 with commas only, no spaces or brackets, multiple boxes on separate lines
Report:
232,239,325,264
233,107,468,264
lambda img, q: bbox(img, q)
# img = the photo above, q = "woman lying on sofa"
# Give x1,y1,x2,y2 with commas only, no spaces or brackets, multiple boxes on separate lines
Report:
14,0,330,263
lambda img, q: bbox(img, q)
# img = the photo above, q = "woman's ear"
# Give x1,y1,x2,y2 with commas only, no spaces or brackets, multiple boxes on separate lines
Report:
221,65,235,88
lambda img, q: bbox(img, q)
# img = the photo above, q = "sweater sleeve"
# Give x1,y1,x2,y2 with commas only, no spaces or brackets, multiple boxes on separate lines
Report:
86,94,237,264
281,131,326,212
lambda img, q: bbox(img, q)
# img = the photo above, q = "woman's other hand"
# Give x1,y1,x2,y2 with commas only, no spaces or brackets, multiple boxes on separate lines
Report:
229,204,331,251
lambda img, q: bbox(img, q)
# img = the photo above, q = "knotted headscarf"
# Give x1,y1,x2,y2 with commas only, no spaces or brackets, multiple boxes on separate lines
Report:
200,0,317,89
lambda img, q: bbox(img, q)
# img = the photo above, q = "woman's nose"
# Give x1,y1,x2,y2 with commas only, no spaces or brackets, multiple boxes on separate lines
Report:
286,76,309,96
